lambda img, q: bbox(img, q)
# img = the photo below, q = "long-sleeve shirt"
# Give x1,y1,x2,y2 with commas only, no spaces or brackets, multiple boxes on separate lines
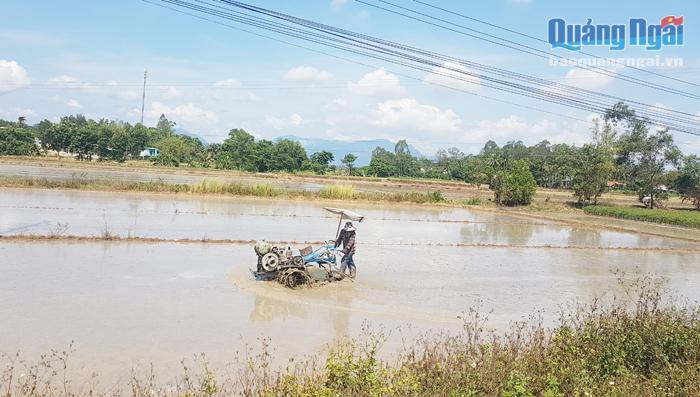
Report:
336,230,356,255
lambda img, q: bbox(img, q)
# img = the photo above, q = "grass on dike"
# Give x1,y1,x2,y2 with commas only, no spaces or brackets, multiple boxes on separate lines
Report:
0,177,451,205
584,204,700,229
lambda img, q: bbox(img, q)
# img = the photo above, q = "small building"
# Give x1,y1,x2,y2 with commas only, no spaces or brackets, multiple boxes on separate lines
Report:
607,181,625,188
139,147,159,158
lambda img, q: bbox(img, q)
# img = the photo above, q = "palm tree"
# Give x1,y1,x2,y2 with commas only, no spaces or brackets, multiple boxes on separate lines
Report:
17,116,27,127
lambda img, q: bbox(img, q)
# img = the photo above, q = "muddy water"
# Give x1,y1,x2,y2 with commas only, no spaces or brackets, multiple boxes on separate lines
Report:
1,188,696,249
1,188,700,381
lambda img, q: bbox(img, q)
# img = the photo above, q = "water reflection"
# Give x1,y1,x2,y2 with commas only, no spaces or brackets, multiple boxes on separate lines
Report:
459,221,537,246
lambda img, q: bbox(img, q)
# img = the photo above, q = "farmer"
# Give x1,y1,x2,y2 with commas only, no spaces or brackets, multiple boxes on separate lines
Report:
335,221,357,278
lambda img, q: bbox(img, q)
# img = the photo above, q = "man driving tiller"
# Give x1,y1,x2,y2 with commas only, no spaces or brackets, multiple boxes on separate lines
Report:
335,221,357,278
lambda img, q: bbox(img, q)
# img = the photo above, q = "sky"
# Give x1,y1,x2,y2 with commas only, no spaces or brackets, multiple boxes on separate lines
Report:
1,0,699,155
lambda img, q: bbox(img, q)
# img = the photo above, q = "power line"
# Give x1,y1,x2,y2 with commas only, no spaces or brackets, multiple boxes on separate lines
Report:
152,0,700,136
410,0,700,89
140,0,591,126
359,0,700,100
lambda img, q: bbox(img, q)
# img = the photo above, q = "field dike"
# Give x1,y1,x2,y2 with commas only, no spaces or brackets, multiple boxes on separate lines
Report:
0,177,450,205
1,233,699,253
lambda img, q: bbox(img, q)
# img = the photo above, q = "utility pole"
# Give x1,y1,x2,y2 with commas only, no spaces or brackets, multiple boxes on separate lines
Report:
140,70,147,125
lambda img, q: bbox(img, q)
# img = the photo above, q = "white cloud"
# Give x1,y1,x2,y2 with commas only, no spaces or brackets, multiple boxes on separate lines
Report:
0,107,36,120
147,102,219,125
0,60,30,92
348,68,404,97
48,75,81,86
158,85,180,99
563,67,616,90
370,98,461,133
324,98,347,111
48,95,62,103
423,61,480,91
214,78,242,88
331,0,348,6
118,90,141,100
66,99,83,109
266,113,304,129
284,66,333,82
461,115,593,150
246,92,263,102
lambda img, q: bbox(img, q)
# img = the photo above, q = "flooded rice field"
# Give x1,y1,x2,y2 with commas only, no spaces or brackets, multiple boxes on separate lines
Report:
1,188,699,380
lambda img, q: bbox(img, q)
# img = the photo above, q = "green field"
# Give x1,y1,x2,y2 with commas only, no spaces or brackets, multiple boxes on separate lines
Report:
584,205,700,229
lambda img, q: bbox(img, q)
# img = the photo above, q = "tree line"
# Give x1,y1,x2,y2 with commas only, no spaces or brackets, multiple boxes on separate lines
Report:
1,102,699,209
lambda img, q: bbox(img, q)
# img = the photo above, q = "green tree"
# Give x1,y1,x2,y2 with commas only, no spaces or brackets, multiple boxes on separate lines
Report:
0,125,38,155
68,121,99,160
491,159,537,206
436,147,466,179
95,122,147,162
676,155,700,210
308,150,335,174
310,150,334,166
37,116,83,157
152,135,204,167
146,114,175,144
368,147,397,177
393,139,418,177
216,128,256,170
481,140,499,155
608,103,681,208
270,139,307,172
572,144,614,205
250,139,275,172
341,153,357,175
394,139,410,155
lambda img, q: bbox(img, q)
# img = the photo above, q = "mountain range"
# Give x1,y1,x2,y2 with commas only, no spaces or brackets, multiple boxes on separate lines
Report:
174,129,424,166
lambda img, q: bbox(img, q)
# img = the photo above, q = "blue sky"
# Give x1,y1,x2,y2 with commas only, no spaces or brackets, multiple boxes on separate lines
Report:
1,0,698,155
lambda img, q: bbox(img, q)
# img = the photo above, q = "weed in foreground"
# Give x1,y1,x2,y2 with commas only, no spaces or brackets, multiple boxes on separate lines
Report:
2,278,699,396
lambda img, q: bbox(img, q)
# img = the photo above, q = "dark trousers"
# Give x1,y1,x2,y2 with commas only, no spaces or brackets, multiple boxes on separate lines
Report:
340,253,356,278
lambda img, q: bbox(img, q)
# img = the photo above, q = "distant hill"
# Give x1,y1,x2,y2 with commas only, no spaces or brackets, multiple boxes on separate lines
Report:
277,135,424,166
175,127,209,145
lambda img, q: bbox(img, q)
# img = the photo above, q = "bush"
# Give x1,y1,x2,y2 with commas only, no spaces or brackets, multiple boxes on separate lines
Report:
583,205,700,228
0,126,38,155
492,160,537,206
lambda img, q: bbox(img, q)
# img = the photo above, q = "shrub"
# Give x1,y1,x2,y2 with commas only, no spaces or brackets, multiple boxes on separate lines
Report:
492,160,537,206
0,126,38,156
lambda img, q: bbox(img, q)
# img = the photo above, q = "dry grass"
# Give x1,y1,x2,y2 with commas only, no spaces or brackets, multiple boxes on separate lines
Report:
0,177,451,206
